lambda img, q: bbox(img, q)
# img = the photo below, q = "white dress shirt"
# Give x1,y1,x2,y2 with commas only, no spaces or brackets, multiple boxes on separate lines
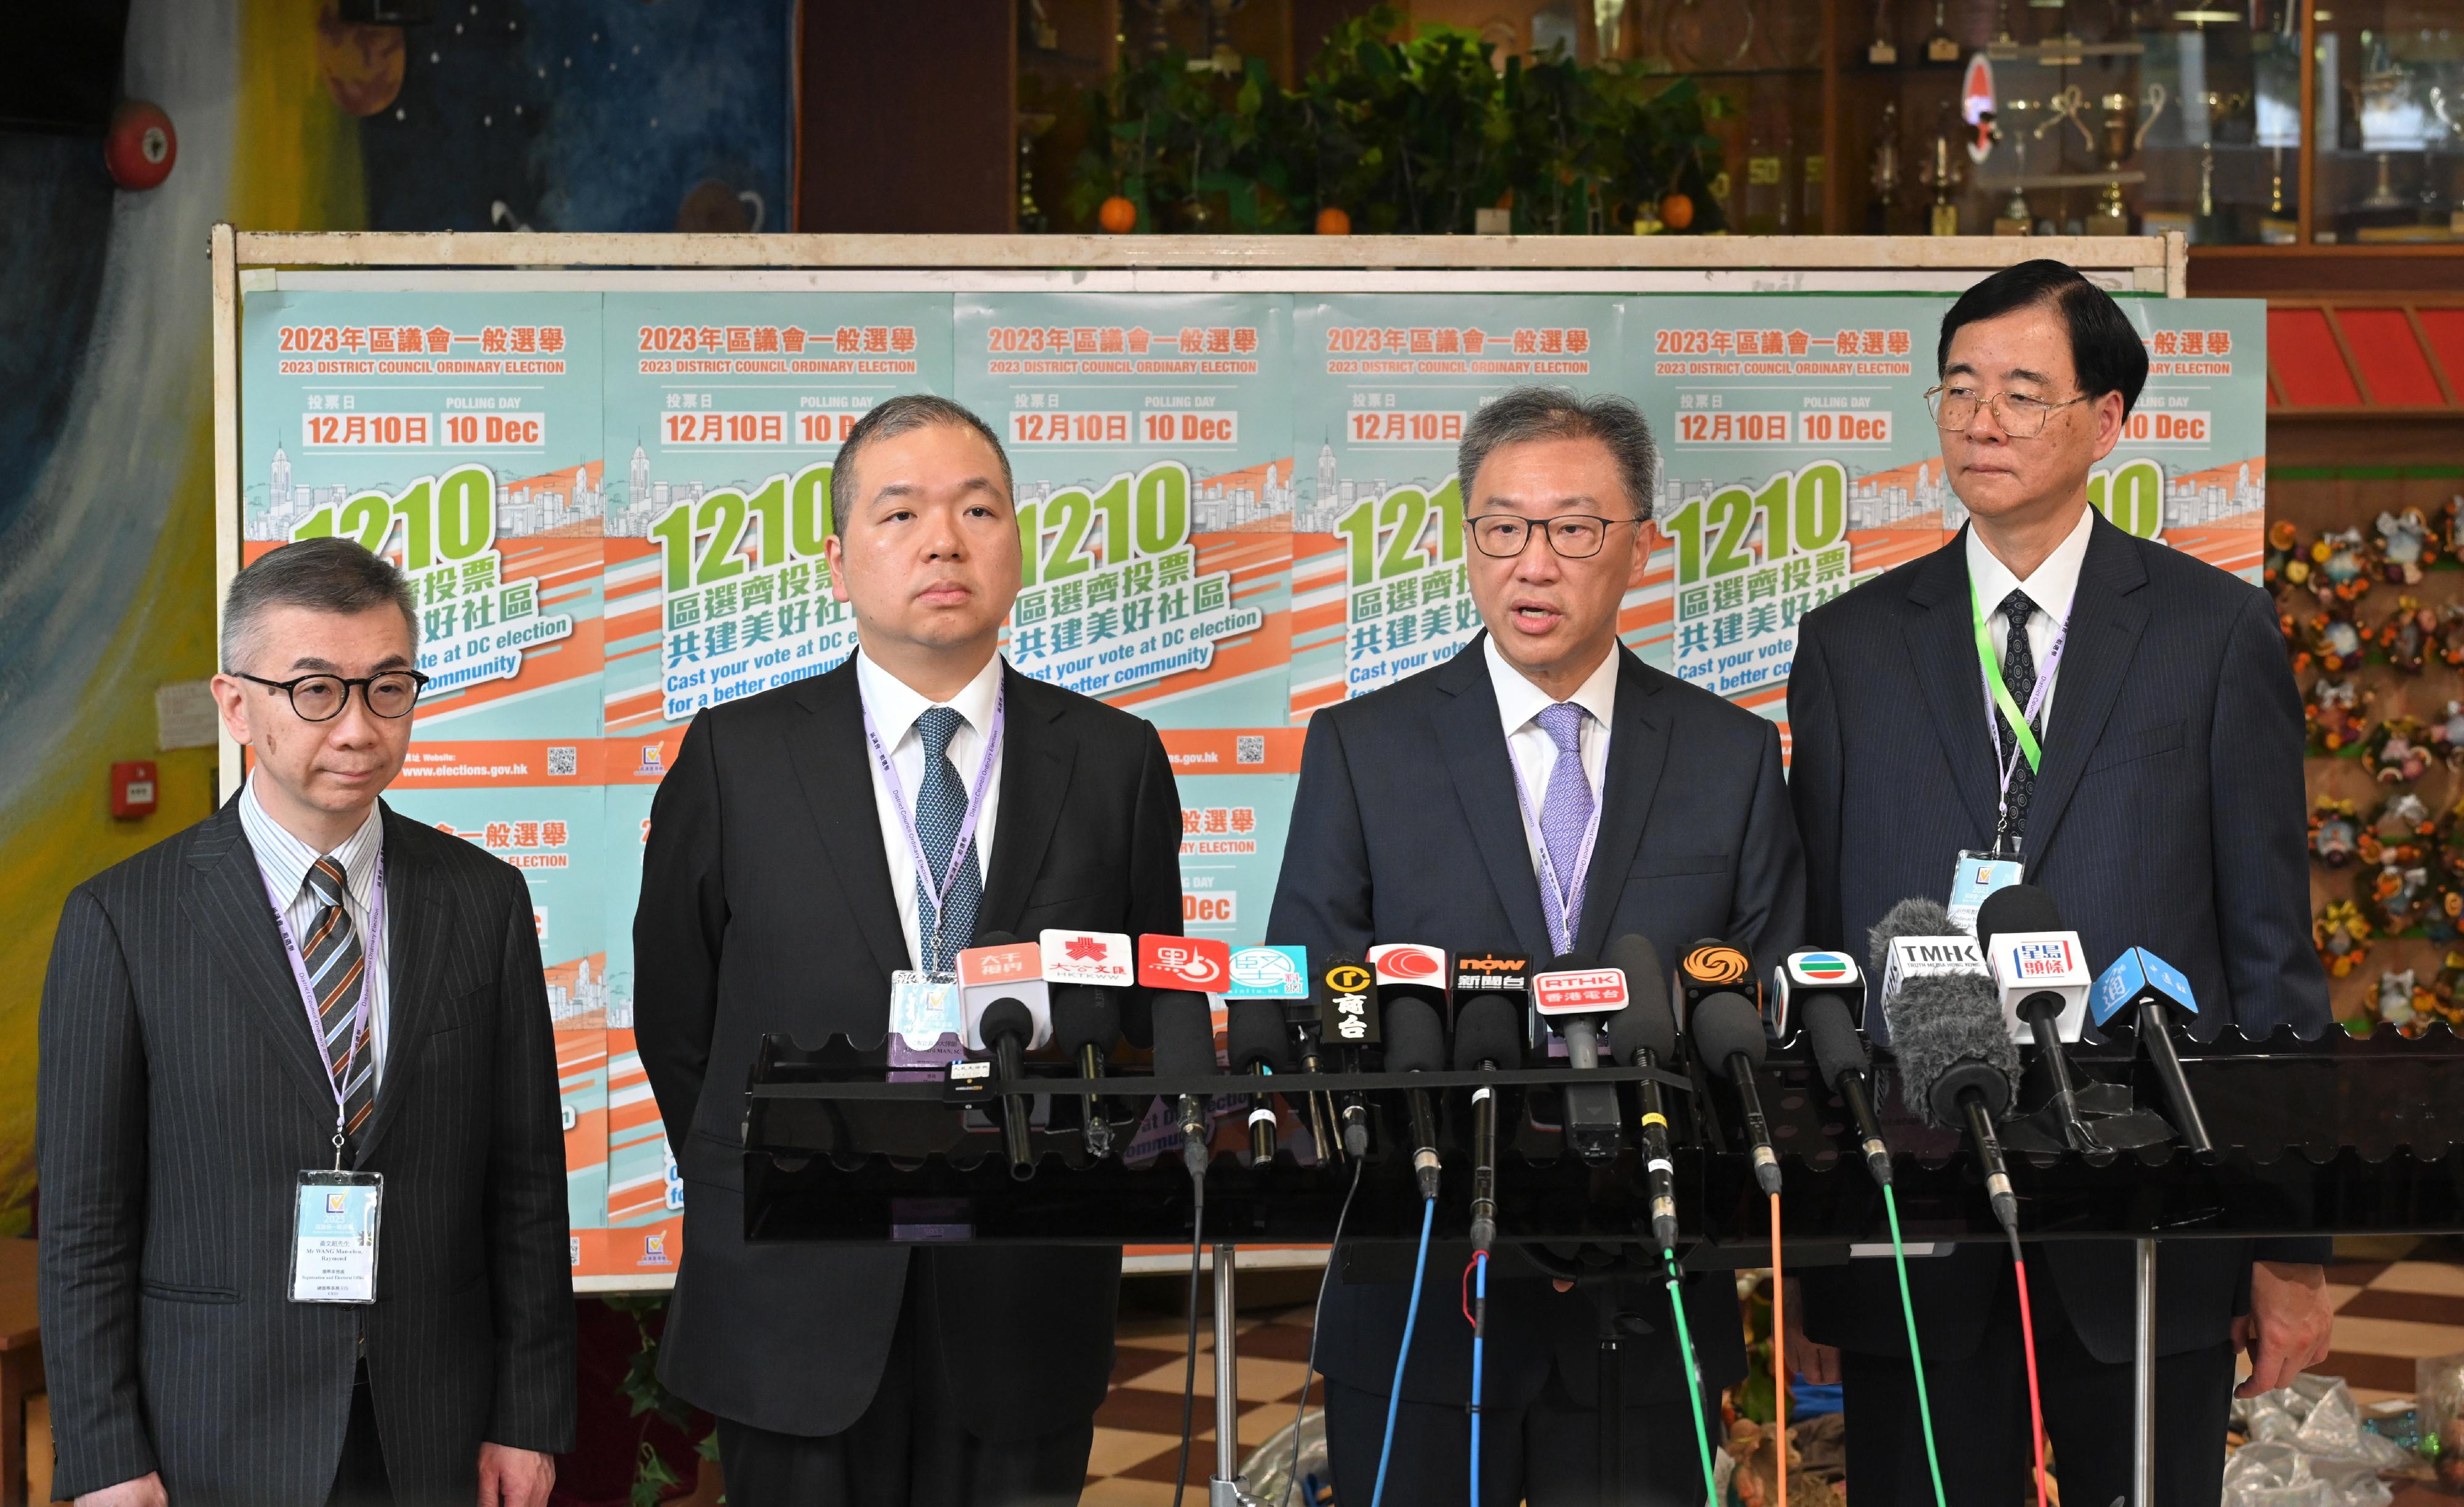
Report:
855,649,1006,972
1966,502,2094,732
1485,634,1618,879
238,773,391,1086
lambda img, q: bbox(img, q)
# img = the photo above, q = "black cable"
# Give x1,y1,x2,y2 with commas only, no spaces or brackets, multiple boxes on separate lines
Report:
1172,1176,1207,1507
1283,1157,1365,1507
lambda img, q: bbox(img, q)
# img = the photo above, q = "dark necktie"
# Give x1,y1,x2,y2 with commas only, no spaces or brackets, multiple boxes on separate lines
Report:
303,857,376,1141
1996,589,2041,850
912,705,983,972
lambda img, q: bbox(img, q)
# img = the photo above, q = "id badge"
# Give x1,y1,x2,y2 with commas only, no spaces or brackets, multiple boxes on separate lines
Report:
1947,850,2025,935
888,969,962,1069
290,1170,382,1304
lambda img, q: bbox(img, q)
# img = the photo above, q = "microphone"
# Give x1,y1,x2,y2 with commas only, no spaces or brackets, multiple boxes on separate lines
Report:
2092,947,2215,1155
1383,995,1448,1200
1226,996,1291,1165
1772,947,1864,1043
1327,953,1393,1158
1049,984,1121,1160
1866,895,1984,1054
1885,966,2024,1232
1974,886,2100,1153
1602,934,1681,1253
1672,936,1759,1035
1149,989,1220,1183
958,933,1052,1051
1530,954,1630,1165
1452,993,1522,1257
978,996,1039,1179
1692,989,1782,1195
1804,991,1892,1188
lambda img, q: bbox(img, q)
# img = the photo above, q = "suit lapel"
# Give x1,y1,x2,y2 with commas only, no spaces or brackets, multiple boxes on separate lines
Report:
1573,650,1671,959
180,802,354,1126
785,660,910,979
350,807,444,1168
2017,516,2152,863
977,667,1075,940
1900,531,2003,844
1431,639,1554,959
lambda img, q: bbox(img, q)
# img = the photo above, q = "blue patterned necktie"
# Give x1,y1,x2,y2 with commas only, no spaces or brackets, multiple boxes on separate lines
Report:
302,857,376,1142
1534,701,1592,950
912,705,983,972
1996,589,2040,850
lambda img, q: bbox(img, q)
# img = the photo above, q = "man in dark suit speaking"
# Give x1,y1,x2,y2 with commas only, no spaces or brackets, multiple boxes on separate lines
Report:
1268,387,1807,1505
634,394,1183,1505
1785,260,2335,1507
39,537,573,1507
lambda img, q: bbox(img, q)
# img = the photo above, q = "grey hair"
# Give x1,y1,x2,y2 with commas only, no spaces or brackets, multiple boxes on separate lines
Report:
221,535,419,672
1457,386,1660,522
830,392,1014,535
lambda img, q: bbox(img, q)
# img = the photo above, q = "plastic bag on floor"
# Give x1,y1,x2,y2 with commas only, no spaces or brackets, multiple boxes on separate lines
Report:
2234,1373,2417,1471
2220,1441,2389,1507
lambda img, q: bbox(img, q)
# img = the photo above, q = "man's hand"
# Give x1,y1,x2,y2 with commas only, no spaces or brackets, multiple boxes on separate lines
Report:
478,1444,556,1507
2232,1261,2336,1399
77,1473,168,1507
1779,1277,1841,1385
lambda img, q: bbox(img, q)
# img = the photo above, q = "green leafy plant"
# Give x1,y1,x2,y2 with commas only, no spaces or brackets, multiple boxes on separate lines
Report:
606,1294,721,1507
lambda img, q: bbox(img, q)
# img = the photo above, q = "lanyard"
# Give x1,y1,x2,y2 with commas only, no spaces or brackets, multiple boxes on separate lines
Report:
262,855,385,1166
1506,716,1603,957
1968,573,2069,843
861,671,1005,972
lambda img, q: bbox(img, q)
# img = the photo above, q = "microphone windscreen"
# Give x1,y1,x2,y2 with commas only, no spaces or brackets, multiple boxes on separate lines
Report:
1885,970,2019,1127
1690,990,1767,1080
1974,883,2065,951
1148,992,1219,1079
1868,895,1956,973
1804,996,1871,1089
1602,935,1676,1064
981,996,1035,1046
1226,997,1292,1072
1049,984,1121,1056
1383,997,1448,1073
1451,995,1523,1071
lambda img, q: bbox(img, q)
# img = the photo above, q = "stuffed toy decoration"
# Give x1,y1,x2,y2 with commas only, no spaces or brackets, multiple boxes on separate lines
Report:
2357,791,2434,867
2375,507,2435,584
2364,716,2433,784
2316,899,2373,976
2432,701,2464,767
2310,796,2361,867
2295,603,2368,674
2425,883,2464,945
2438,604,2464,670
2375,596,2436,673
2377,968,2423,1029
2428,952,2464,1030
2305,677,2370,753
2308,526,2373,605
2444,493,2464,560
2265,519,2309,594
2362,861,2433,934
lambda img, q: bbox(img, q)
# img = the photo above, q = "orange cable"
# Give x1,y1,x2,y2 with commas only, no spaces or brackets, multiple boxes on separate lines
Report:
2011,1245,2051,1507
1770,1190,1786,1507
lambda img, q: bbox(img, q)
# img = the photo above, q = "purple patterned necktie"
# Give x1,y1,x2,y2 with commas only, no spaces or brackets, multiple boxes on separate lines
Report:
1535,700,1592,949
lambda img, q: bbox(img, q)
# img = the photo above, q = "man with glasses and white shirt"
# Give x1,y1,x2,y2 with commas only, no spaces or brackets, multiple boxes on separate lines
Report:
39,536,572,1507
1269,386,1807,1505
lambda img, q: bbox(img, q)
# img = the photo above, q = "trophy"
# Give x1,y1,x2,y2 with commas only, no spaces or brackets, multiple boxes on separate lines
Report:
1868,0,1896,64
2086,84,2165,236
2195,91,2247,238
1923,103,1966,235
1868,100,1903,233
1925,0,1962,63
1995,97,2038,234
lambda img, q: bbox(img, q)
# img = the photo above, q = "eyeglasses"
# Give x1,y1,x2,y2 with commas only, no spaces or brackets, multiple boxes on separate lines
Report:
1924,384,2091,438
1467,513,1640,559
233,670,430,722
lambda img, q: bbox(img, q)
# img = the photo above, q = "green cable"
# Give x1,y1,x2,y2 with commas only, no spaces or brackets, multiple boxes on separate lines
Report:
1662,1256,1720,1503
1884,1183,1950,1507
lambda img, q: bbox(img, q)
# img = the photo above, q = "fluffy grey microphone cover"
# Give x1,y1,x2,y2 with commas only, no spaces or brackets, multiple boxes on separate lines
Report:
1867,894,1957,975
1884,971,2020,1128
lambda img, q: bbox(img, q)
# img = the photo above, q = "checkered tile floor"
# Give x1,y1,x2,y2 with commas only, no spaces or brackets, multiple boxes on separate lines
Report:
1082,1304,1325,1506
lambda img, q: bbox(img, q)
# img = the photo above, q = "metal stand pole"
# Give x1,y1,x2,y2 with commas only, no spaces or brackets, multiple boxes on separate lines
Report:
1211,1243,1264,1507
1597,1289,1623,1505
2132,1236,2157,1507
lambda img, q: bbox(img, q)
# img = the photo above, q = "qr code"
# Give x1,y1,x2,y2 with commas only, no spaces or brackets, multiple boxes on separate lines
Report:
1236,735,1265,766
546,746,578,777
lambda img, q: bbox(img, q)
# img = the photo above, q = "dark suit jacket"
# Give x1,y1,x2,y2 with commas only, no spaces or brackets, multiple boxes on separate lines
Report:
37,801,575,1506
1787,513,2332,1365
634,657,1183,1439
1267,635,1808,1409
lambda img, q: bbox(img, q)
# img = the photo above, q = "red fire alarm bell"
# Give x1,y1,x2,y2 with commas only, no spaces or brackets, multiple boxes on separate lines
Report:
111,761,158,819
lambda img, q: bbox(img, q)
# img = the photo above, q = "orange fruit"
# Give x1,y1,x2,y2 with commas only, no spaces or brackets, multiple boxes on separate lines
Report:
1315,206,1352,235
1660,193,1695,230
1097,195,1138,234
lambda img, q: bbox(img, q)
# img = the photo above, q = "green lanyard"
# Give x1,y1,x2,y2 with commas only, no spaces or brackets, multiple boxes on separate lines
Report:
1969,574,2045,775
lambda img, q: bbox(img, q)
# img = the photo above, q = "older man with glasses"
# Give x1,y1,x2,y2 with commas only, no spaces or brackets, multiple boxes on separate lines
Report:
39,536,573,1507
1268,386,1807,1506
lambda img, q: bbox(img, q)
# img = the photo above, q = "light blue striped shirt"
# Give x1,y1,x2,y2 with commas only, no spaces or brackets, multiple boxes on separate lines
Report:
238,775,391,1086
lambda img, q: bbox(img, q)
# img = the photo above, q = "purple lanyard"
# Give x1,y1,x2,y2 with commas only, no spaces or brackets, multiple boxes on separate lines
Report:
1506,721,1602,957
861,670,1006,969
262,855,385,1133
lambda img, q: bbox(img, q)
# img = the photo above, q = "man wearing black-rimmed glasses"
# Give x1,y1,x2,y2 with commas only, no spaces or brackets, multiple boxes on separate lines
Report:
1269,386,1807,1505
39,536,572,1507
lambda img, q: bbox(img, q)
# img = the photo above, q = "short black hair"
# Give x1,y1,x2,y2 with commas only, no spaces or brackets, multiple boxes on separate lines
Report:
1459,386,1659,522
1937,259,2149,419
222,535,419,671
830,393,1013,536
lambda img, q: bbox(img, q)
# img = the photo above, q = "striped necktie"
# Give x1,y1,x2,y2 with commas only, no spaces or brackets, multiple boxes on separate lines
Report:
303,857,376,1141
912,705,983,973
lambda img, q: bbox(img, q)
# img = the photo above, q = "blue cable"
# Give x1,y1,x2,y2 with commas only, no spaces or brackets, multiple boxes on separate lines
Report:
1369,1195,1437,1507
1468,1250,1488,1507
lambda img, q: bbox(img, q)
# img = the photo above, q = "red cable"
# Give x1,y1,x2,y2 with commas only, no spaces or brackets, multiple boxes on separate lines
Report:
1462,1255,1481,1328
2010,1247,2051,1507
1770,1192,1788,1507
